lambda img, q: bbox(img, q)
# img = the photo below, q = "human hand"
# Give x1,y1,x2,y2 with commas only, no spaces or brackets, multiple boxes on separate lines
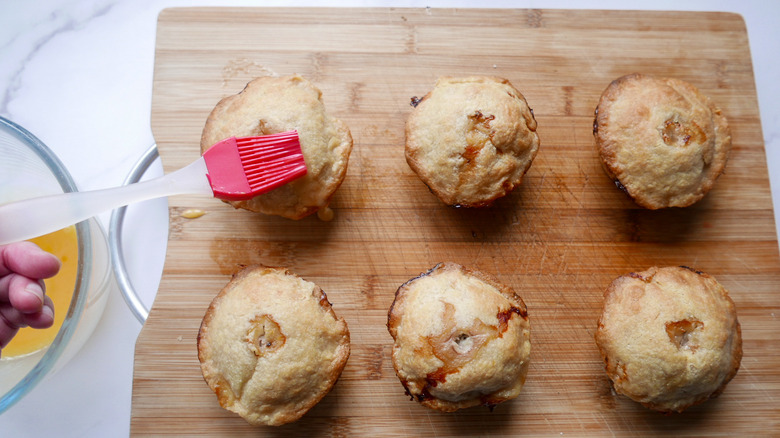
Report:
0,241,61,356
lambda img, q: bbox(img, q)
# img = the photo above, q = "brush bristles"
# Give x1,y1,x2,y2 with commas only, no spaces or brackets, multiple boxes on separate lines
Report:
236,132,307,192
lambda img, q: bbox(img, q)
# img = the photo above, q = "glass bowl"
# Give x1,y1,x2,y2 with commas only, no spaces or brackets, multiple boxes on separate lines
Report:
0,116,113,413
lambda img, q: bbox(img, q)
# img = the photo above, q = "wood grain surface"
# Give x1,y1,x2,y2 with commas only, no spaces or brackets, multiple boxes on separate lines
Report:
131,7,780,436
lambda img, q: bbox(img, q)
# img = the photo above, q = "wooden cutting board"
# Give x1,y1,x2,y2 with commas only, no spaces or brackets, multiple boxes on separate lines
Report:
131,7,780,436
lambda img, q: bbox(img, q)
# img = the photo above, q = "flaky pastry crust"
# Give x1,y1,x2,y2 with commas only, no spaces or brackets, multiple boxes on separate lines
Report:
197,265,350,426
595,266,742,413
201,75,353,219
387,262,531,411
593,73,731,209
405,76,539,207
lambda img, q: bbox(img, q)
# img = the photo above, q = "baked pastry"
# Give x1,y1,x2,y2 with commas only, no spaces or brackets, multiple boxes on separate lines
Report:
387,262,531,411
405,76,540,207
200,74,353,219
197,265,350,426
595,266,742,413
593,73,731,209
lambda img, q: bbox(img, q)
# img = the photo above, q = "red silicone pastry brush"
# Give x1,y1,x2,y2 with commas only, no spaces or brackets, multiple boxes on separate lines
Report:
204,131,307,200
0,130,307,245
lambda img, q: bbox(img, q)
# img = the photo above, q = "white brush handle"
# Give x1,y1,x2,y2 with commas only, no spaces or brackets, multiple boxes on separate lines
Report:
0,157,213,245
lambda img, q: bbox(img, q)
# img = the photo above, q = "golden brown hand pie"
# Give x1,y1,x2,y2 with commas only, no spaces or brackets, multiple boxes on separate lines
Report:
595,266,742,413
387,262,531,411
201,74,353,219
405,76,540,207
593,73,731,209
197,265,350,426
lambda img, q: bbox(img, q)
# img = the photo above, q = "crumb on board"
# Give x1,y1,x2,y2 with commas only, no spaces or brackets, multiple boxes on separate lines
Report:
181,209,206,219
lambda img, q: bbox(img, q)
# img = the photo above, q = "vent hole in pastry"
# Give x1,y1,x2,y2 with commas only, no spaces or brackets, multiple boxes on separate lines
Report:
246,314,286,356
665,318,703,351
660,117,706,147
453,333,473,353
426,302,495,379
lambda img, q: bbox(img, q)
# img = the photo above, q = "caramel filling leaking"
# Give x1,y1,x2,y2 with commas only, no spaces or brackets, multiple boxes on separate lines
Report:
451,111,499,204
415,301,526,399
665,318,703,352
628,271,655,283
463,111,496,163
245,314,286,357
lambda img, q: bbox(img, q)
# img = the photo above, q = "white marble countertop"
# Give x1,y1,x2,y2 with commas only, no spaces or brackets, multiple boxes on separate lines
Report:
0,1,777,436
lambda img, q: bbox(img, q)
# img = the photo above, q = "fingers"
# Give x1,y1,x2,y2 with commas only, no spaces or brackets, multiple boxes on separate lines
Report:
0,297,54,329
0,269,50,310
0,312,20,351
0,242,61,355
32,296,56,329
0,241,61,311
0,297,55,350
0,241,61,279
6,275,46,313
